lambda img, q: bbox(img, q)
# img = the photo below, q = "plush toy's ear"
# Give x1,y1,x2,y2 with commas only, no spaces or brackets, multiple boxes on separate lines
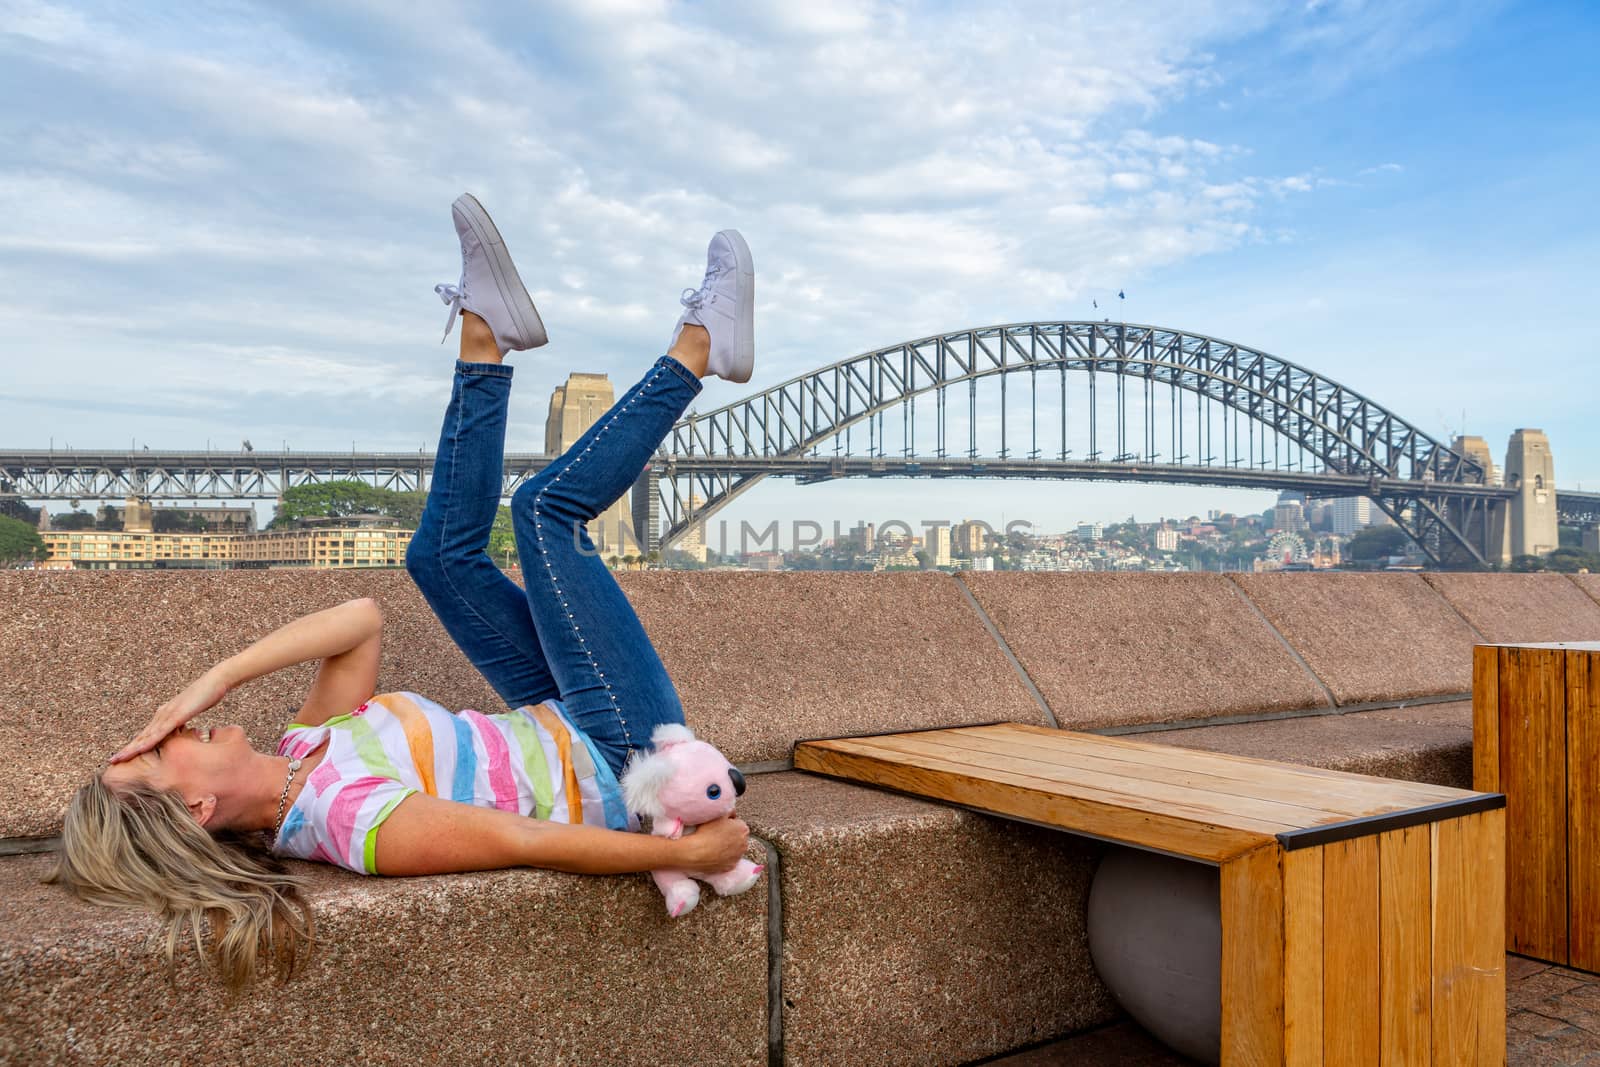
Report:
621,750,677,818
651,723,696,748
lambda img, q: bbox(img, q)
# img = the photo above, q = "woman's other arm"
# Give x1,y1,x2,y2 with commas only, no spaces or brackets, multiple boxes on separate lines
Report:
372,793,753,877
110,598,384,762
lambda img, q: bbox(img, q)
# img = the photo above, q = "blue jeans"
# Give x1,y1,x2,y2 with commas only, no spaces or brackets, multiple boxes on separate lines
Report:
405,355,702,776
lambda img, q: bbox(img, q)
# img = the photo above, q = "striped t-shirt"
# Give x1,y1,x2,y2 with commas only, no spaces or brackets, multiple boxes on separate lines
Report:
271,692,631,874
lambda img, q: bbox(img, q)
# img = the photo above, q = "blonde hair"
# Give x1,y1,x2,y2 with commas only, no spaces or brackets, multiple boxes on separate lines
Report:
50,778,314,992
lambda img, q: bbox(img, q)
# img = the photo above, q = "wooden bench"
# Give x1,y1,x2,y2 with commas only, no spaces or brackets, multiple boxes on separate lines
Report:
795,723,1506,1066
1473,641,1600,970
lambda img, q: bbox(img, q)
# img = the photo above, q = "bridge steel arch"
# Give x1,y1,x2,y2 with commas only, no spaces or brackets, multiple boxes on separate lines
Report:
656,321,1499,564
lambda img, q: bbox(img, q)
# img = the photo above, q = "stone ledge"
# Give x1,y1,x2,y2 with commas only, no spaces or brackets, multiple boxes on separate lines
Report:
620,571,1051,765
1422,572,1600,644
1228,572,1479,705
0,569,502,840
0,850,768,1066
1132,700,1474,789
961,572,1328,729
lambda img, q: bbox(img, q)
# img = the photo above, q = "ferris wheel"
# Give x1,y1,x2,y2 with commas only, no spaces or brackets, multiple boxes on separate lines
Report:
1267,530,1309,565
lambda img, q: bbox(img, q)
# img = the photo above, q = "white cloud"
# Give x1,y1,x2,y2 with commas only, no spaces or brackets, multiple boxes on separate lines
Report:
0,0,1503,483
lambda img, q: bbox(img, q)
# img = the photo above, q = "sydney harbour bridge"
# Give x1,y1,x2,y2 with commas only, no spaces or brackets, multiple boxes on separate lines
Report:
5,321,1598,565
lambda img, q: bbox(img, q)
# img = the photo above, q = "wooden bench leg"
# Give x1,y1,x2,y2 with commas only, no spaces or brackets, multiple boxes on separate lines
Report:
1221,811,1505,1066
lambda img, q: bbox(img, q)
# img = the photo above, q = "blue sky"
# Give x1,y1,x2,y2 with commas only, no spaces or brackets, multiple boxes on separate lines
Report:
2,0,1596,539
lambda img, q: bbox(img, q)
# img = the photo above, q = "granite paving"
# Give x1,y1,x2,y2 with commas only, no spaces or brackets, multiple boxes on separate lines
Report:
1229,571,1479,704
982,955,1600,1065
961,572,1328,729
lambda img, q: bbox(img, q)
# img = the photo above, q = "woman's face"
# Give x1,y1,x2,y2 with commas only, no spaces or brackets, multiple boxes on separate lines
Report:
101,724,255,821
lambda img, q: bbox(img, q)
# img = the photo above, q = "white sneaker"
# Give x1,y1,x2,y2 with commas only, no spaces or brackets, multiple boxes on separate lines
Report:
672,229,754,383
435,193,548,354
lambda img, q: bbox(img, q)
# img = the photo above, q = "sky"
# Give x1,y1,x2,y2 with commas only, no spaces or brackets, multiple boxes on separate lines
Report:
2,0,1596,543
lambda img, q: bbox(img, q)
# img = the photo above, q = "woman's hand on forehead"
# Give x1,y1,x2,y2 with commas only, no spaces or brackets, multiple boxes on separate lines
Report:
109,671,230,764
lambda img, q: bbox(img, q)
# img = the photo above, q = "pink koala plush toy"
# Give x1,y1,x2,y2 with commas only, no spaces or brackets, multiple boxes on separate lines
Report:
620,724,764,917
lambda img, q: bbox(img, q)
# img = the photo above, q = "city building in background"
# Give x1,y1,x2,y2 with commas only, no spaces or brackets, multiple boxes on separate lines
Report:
544,372,641,555
1076,522,1103,542
40,529,237,569
675,493,708,562
1154,527,1180,553
929,524,953,566
1272,492,1307,534
151,503,258,532
41,509,411,570
1330,496,1376,536
1452,434,1500,487
631,466,659,556
233,516,412,569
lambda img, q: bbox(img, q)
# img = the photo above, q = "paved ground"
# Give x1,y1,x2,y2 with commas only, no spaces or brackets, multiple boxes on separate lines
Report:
980,954,1600,1066
1505,955,1600,1066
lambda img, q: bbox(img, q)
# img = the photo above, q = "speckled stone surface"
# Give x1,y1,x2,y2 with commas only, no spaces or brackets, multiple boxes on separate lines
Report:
1422,572,1600,644
1229,572,1479,704
1134,701,1475,788
0,570,505,839
1566,573,1600,613
616,572,1049,764
0,851,767,1066
740,773,1117,1067
987,1022,1198,1065
961,573,1328,729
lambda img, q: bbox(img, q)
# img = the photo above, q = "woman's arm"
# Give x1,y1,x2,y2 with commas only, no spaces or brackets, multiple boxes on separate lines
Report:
110,598,384,763
371,792,753,877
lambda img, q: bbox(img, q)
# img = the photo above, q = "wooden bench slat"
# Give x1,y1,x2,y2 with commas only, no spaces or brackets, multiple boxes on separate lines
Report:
901,726,1436,823
856,731,1352,830
1220,845,1285,1066
813,734,1308,834
1567,649,1600,971
795,741,1273,863
1379,825,1432,1065
1283,848,1323,1067
1323,836,1380,1063
967,723,1473,808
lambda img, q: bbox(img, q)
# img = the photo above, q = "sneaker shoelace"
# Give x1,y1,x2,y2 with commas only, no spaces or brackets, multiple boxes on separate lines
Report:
435,278,466,343
679,263,728,311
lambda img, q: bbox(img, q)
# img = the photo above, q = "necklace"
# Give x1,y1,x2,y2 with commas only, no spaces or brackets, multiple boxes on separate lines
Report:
272,757,304,839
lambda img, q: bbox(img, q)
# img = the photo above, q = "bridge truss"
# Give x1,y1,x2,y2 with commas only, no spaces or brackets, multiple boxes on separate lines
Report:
6,322,1590,565
657,321,1514,565
0,452,556,503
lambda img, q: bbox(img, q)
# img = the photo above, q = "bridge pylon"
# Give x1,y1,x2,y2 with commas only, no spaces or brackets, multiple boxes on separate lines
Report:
1504,429,1559,561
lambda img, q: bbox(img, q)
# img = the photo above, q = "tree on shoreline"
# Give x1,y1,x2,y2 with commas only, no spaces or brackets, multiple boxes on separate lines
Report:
271,482,426,528
0,515,47,567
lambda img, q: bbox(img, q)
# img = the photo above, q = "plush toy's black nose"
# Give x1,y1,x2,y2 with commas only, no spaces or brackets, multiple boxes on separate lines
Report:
729,767,747,797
